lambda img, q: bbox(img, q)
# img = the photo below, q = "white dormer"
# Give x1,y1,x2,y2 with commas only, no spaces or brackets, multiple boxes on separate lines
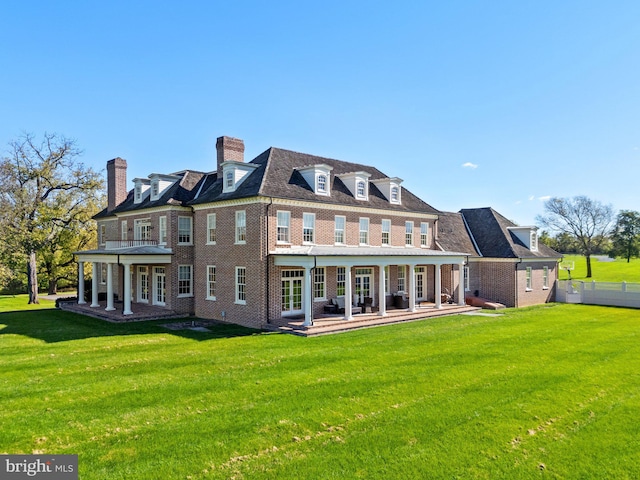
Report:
508,226,539,252
371,177,403,205
296,164,334,196
149,173,180,201
221,161,260,193
337,171,372,201
133,178,151,204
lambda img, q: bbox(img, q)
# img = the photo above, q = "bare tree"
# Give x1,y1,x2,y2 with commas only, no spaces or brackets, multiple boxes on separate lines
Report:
0,133,103,303
536,196,614,278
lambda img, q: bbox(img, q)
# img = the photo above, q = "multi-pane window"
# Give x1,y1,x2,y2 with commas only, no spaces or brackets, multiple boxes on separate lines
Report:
277,211,290,243
178,265,193,296
543,266,549,289
317,175,328,193
178,217,192,244
381,219,391,246
135,184,142,202
121,221,127,241
384,266,390,294
337,267,346,296
235,210,246,243
236,267,247,304
397,266,406,292
391,186,400,203
135,219,151,241
334,216,345,244
206,265,216,300
225,172,234,189
464,266,470,291
100,263,107,284
314,267,326,300
99,224,106,245
526,267,532,290
359,218,369,245
303,213,315,243
207,213,217,244
530,231,538,251
405,221,413,246
356,181,366,198
159,216,167,244
420,222,429,247
151,181,159,198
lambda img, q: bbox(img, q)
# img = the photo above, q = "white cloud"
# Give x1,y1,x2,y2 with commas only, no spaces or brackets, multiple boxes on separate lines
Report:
528,195,535,201
462,162,478,169
538,195,551,201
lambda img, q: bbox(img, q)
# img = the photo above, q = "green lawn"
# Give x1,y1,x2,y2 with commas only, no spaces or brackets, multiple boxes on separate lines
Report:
2,297,640,479
558,254,640,282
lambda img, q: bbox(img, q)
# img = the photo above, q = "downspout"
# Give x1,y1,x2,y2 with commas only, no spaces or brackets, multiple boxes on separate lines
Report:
265,197,273,324
515,258,522,308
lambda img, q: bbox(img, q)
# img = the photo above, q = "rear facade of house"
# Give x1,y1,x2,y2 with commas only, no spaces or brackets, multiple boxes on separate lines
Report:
75,136,560,328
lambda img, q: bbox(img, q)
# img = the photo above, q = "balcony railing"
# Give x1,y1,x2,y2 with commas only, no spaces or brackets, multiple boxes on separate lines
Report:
105,240,159,249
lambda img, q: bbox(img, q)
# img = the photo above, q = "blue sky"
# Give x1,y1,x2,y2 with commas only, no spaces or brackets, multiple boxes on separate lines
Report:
1,1,638,226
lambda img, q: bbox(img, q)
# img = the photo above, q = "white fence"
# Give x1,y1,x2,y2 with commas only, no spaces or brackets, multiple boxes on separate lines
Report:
556,280,640,308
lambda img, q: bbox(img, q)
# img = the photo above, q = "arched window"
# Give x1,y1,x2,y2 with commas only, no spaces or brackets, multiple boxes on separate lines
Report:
356,180,366,198
391,186,399,202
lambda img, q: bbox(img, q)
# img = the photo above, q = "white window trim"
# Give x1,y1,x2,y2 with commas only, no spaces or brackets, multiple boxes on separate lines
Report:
235,210,247,244
235,266,247,304
381,219,391,246
525,266,533,291
206,265,216,300
177,264,193,298
405,221,414,247
542,266,549,290
334,215,346,245
277,210,291,244
207,213,217,245
177,216,193,245
420,222,429,248
359,217,369,246
314,267,326,301
303,213,315,245
158,216,167,245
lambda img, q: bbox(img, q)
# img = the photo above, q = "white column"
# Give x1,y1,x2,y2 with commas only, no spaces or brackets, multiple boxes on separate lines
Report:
407,264,416,312
344,265,353,320
378,265,387,317
105,263,115,311
77,262,86,304
302,267,313,327
90,262,99,307
458,262,466,306
123,263,133,315
435,264,442,309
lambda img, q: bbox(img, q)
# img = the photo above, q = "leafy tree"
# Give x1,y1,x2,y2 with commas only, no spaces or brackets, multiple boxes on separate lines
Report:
0,133,103,303
536,196,614,278
609,210,640,263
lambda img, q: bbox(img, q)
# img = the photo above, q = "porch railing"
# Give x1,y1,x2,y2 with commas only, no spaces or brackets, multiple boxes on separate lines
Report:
105,240,159,249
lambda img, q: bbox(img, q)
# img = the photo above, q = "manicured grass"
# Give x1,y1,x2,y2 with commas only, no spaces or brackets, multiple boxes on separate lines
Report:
558,254,640,282
2,297,640,479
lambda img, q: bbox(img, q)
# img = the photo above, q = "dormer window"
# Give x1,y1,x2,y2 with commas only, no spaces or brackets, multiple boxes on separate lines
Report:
222,161,260,194
507,226,539,252
148,173,179,201
317,174,328,193
371,177,403,205
296,164,333,196
337,171,371,201
133,178,150,204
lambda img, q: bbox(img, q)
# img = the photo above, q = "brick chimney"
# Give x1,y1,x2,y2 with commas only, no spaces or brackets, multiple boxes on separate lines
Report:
106,157,127,212
216,136,244,173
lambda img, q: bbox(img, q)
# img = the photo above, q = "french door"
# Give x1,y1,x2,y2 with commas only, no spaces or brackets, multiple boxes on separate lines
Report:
414,267,426,302
138,266,149,303
281,270,304,315
153,267,166,306
355,268,373,304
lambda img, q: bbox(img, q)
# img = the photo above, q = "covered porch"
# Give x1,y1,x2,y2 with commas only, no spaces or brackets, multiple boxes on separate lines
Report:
271,246,471,328
74,242,173,317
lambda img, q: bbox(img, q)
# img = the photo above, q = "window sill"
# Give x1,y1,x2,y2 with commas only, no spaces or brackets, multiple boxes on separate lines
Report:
525,288,532,292
542,287,549,290
235,241,246,245
206,242,216,246
177,294,194,298
206,296,216,301
235,300,247,305
177,243,193,246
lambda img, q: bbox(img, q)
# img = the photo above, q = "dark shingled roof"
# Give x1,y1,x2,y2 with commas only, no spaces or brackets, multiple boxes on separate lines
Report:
459,207,561,259
435,212,480,256
95,170,210,218
191,147,439,214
